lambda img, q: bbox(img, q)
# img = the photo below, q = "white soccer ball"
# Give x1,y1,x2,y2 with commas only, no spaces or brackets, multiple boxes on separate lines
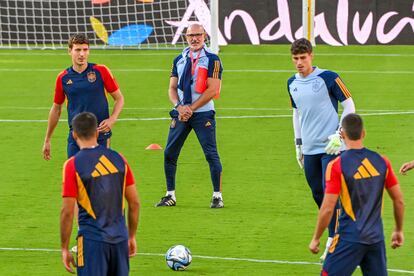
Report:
165,245,192,271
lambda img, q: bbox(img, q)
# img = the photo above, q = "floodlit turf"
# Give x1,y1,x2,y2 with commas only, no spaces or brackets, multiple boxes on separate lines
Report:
0,45,413,275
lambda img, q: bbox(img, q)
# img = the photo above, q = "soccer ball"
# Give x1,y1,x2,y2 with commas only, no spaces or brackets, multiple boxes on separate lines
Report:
165,245,192,271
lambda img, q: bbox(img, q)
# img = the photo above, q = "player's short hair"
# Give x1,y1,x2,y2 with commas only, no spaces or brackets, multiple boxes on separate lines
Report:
68,33,89,49
342,113,364,141
291,38,313,55
72,112,97,139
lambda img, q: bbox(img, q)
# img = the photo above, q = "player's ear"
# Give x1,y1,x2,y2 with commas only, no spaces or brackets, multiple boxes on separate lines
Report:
361,129,366,139
72,131,78,141
95,130,99,139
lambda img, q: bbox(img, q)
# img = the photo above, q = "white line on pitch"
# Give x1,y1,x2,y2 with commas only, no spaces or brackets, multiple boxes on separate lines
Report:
1,106,412,113
0,52,413,57
0,247,413,273
0,68,414,74
1,111,414,123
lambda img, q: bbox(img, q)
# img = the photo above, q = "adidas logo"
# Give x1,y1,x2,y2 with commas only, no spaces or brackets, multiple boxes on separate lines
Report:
66,79,73,85
205,121,212,127
353,158,380,179
91,155,119,177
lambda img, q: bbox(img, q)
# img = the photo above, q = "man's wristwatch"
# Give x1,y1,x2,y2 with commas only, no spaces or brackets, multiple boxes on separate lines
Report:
174,102,180,109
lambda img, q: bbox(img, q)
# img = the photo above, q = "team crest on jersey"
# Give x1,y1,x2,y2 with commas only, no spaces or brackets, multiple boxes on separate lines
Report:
312,80,321,92
87,71,96,83
170,119,176,128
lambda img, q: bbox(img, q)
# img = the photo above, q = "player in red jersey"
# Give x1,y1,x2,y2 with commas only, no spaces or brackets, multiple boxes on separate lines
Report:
309,113,404,276
43,33,124,160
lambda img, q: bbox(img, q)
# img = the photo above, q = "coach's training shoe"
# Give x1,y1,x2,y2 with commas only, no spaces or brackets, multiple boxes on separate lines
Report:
210,197,224,208
155,195,176,207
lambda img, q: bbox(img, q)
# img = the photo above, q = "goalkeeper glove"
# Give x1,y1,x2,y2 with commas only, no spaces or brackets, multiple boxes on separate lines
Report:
295,144,304,169
325,130,342,155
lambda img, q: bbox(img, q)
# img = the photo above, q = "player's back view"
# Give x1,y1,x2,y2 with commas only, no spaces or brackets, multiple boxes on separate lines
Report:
309,113,404,276
60,112,139,275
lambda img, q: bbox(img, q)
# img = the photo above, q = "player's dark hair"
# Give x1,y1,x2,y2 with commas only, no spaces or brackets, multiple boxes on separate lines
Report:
68,33,89,49
342,113,363,141
72,112,97,139
291,38,313,55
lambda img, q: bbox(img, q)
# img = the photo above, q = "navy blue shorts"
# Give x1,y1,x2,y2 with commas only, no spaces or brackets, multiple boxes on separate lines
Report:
322,237,387,276
67,131,110,158
76,236,129,276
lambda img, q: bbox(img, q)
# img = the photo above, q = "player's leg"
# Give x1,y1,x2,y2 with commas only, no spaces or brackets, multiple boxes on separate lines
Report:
303,154,324,208
359,241,387,276
156,118,191,207
322,238,364,276
192,111,223,208
67,131,80,251
97,137,110,148
67,131,80,158
77,236,109,276
108,240,129,276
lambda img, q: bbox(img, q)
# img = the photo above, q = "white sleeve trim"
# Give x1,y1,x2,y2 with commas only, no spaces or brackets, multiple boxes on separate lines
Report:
293,108,302,142
340,98,356,126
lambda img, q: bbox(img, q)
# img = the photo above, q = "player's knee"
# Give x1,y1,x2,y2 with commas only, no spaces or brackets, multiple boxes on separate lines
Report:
205,153,221,171
164,149,179,163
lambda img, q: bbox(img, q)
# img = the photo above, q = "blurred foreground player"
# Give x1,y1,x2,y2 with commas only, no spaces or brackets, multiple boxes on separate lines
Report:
60,112,140,275
309,113,404,276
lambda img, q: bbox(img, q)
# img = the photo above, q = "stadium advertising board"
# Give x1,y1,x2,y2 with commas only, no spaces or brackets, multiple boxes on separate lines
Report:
214,0,414,45
0,0,413,47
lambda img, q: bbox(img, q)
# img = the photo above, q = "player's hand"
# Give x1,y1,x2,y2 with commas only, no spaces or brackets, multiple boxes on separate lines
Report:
97,117,115,133
128,237,137,257
309,238,320,254
391,231,404,249
399,161,414,175
177,105,193,122
61,248,76,273
325,130,342,155
43,140,51,160
295,145,304,169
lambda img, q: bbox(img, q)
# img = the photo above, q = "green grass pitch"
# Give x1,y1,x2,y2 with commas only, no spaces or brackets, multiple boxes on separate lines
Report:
0,45,413,275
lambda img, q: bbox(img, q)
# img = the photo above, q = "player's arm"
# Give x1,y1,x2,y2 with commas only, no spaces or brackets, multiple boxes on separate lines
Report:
122,159,140,257
168,76,192,120
168,76,179,106
292,108,303,169
325,75,355,155
399,160,414,175
94,65,124,132
60,158,77,273
383,157,405,248
189,78,220,112
60,197,76,273
387,185,404,248
43,103,63,160
339,98,355,124
98,89,124,133
309,193,338,253
125,185,140,257
189,56,222,112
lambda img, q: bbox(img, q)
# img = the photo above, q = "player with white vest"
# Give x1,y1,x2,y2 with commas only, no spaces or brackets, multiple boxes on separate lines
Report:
287,38,356,261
